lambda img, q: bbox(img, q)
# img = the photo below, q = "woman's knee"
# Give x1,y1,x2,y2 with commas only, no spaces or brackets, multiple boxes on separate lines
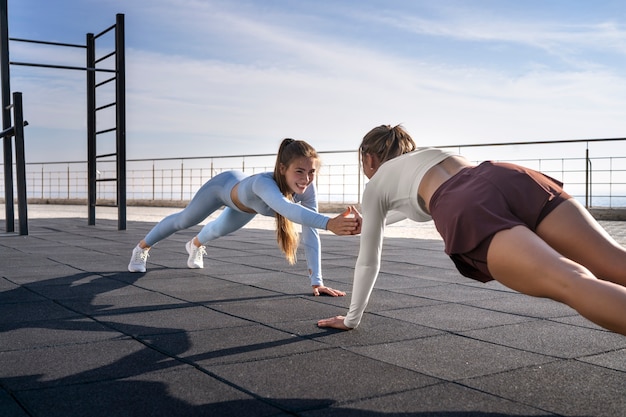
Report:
172,211,205,230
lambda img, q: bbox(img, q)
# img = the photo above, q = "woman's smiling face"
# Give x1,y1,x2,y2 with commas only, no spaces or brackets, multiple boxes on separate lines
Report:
280,156,318,194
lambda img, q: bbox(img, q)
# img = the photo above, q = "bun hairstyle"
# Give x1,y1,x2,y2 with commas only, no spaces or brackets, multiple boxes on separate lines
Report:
359,124,416,164
273,138,320,265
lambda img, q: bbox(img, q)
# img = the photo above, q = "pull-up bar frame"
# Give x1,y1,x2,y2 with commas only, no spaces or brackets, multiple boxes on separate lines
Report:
1,1,126,230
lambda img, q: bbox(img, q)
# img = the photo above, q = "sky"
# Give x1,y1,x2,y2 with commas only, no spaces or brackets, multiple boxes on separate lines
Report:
4,0,626,163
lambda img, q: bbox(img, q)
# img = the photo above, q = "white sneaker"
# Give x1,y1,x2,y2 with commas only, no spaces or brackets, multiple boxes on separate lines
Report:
128,245,149,272
186,240,206,269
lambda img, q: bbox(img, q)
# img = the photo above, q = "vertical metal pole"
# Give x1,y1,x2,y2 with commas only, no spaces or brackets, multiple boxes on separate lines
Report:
152,163,155,200
585,147,590,209
13,92,27,235
1,0,14,232
115,13,126,230
86,32,96,225
357,151,362,205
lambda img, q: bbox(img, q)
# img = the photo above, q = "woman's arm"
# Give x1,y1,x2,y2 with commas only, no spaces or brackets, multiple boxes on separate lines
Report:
318,188,386,329
254,176,359,234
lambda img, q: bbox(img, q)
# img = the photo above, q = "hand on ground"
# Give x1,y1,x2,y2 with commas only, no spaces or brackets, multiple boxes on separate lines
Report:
313,285,346,297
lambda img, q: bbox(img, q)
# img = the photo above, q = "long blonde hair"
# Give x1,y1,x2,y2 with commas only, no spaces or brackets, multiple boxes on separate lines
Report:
359,124,416,164
273,138,320,265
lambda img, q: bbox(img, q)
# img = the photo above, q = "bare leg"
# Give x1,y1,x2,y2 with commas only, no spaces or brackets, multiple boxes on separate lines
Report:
535,198,626,286
487,225,626,335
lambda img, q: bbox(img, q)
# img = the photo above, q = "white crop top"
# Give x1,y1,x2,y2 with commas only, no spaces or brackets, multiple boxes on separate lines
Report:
344,148,456,328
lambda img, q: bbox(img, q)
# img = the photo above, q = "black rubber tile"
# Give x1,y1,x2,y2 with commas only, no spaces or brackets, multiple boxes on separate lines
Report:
0,262,83,284
302,381,556,416
351,270,451,291
378,302,533,332
193,259,273,276
252,273,339,296
0,318,122,352
151,324,328,366
399,282,515,303
349,287,445,313
135,274,285,303
273,315,444,348
464,292,579,319
101,304,252,336
202,269,308,288
0,300,80,327
347,333,553,381
551,313,610,331
0,387,29,417
60,288,185,316
20,274,141,301
210,295,346,324
0,281,46,303
578,348,626,371
463,360,626,417
460,320,626,358
0,338,172,391
208,348,440,413
14,366,284,417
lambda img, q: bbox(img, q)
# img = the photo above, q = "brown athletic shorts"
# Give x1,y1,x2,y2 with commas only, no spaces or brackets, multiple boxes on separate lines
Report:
429,161,571,283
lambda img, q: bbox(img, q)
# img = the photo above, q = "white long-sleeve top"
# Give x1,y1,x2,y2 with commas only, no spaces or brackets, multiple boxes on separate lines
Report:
344,148,456,328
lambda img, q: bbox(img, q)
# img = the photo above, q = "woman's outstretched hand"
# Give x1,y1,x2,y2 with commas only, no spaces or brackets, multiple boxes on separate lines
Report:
317,315,352,330
312,285,346,297
326,206,362,235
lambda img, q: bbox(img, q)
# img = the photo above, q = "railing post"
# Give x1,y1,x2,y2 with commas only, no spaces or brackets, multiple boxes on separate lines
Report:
66,165,70,198
180,162,184,201
357,151,362,205
585,147,591,209
152,162,155,200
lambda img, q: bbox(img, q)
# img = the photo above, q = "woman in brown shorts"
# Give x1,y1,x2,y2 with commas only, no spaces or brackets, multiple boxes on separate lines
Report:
318,124,626,336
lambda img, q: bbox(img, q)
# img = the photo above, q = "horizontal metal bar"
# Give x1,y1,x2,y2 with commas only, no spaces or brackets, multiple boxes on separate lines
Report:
94,23,116,39
95,102,116,111
9,37,86,48
96,76,116,88
95,178,117,182
0,121,29,139
95,127,116,135
438,136,626,149
95,50,115,64
10,61,116,73
96,152,117,158
16,137,626,166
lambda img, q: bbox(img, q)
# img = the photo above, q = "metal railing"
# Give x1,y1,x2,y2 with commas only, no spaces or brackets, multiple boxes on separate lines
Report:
2,138,626,209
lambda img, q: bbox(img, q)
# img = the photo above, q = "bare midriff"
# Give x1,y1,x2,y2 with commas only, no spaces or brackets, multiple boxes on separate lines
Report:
230,183,257,213
417,155,476,214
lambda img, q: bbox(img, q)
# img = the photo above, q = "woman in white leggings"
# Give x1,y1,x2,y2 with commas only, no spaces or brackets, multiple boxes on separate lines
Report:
129,138,361,296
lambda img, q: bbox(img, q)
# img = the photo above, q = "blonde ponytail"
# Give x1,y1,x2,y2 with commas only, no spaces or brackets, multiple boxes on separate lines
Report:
273,138,319,264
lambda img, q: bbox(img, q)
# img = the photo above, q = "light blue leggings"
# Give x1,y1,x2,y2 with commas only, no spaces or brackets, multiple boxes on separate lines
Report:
143,171,256,246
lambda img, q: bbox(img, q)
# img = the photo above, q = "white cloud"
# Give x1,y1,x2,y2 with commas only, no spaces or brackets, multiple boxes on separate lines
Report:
9,0,626,162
